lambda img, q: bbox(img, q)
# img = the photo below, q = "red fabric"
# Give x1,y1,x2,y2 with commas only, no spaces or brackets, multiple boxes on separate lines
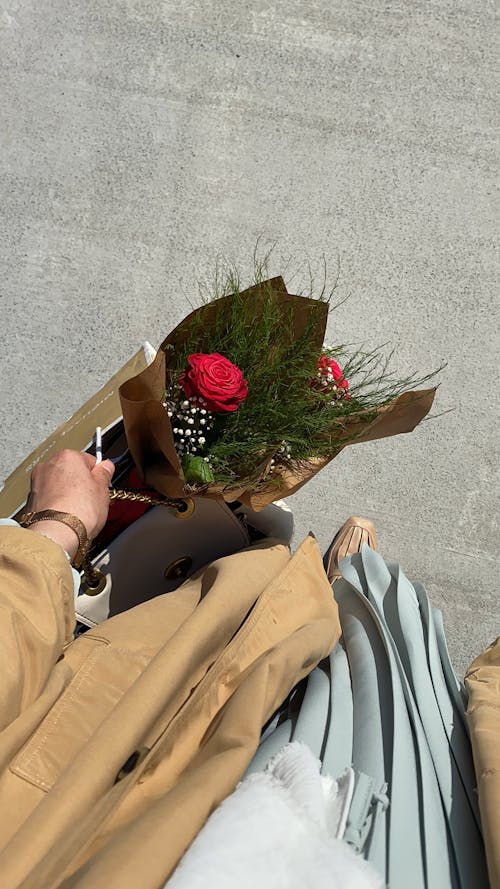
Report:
92,469,157,551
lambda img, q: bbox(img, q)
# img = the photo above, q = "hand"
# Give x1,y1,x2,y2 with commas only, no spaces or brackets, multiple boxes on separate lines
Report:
27,450,115,560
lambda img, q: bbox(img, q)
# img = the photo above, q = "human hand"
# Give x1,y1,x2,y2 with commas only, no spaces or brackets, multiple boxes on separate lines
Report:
26,450,115,559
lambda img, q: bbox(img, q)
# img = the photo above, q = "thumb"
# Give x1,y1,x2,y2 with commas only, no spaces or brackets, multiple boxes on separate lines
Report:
92,459,115,486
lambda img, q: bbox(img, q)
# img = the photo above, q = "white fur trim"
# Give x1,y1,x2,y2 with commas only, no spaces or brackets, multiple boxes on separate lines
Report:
166,742,384,889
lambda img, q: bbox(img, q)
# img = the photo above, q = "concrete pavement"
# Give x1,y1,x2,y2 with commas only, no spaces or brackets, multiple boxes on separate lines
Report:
0,0,498,674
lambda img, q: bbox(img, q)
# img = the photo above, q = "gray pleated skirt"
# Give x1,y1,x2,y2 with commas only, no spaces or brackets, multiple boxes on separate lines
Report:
246,544,489,889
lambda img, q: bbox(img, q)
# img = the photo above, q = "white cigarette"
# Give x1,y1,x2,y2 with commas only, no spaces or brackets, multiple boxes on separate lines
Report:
95,426,102,464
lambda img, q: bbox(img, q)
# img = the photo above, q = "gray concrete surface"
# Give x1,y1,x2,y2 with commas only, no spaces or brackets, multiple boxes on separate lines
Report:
0,0,498,675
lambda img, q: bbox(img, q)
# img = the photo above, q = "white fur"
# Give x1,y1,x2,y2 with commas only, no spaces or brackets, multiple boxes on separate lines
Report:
166,743,384,889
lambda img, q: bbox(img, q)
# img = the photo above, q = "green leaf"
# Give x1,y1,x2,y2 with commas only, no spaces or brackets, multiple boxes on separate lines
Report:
182,455,215,484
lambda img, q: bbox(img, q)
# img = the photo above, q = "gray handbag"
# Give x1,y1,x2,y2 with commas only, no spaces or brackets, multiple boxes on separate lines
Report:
75,496,251,628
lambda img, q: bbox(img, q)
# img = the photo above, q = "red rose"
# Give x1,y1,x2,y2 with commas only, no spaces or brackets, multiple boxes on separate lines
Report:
314,355,351,399
180,353,248,413
317,355,344,381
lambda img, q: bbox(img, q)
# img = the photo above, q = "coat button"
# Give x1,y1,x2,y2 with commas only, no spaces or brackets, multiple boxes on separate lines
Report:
115,746,149,783
164,556,193,581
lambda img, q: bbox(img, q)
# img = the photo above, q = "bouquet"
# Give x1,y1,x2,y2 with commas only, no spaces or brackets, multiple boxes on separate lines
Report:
120,274,437,509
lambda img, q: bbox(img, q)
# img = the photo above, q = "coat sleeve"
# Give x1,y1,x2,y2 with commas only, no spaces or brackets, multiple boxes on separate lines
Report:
0,522,76,730
465,636,500,889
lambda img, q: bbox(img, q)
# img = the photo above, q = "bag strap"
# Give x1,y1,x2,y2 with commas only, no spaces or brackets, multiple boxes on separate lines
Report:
109,488,195,517
80,490,195,594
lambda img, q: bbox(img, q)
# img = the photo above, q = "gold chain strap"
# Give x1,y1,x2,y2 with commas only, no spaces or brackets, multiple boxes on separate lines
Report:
109,488,189,511
80,490,195,597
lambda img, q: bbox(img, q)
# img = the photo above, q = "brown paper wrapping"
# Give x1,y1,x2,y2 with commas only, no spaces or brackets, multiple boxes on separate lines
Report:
119,278,436,510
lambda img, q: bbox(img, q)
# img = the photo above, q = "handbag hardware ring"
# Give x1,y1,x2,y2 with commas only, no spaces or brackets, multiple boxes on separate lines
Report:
108,489,195,519
80,491,195,596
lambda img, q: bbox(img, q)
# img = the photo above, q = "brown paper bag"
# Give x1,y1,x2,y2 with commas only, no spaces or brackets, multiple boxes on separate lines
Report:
119,278,436,509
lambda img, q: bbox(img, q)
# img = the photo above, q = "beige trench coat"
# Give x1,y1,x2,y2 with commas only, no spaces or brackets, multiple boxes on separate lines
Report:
1,525,498,889
466,637,500,889
0,525,340,889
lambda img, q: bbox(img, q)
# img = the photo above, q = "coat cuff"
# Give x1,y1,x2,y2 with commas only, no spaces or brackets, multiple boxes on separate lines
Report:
0,518,81,596
0,519,78,643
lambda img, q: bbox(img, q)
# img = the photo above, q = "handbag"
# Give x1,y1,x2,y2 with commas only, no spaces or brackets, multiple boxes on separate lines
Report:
75,494,250,628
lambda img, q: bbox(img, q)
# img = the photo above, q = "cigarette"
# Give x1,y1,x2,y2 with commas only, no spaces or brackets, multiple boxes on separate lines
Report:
95,427,102,464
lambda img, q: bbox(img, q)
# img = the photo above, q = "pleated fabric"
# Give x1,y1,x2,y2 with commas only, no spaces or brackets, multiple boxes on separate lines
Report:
248,544,489,889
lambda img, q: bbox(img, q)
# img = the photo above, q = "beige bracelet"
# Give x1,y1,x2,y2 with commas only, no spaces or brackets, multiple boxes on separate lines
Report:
19,510,91,569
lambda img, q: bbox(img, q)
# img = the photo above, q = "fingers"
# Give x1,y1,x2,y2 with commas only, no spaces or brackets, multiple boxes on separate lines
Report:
53,450,97,471
91,459,115,486
59,450,114,482
81,452,114,482
55,449,114,485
